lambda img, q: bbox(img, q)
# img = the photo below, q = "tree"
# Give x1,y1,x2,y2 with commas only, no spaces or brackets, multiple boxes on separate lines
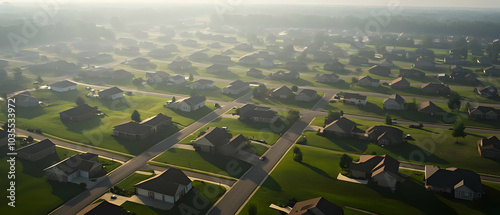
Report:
287,109,300,121
293,146,301,154
339,110,344,116
131,110,141,122
385,113,392,125
339,154,353,171
253,84,268,98
447,92,461,111
75,96,86,106
465,102,471,111
351,77,358,84
132,77,143,86
326,110,341,124
293,146,303,163
25,136,34,143
172,96,176,103
452,120,467,143
36,75,44,83
248,204,258,215
189,73,194,82
291,85,298,92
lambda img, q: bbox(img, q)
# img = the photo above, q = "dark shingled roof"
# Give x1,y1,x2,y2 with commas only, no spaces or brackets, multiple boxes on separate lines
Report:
196,127,233,148
84,200,128,215
113,122,151,135
50,80,77,88
390,77,410,87
272,85,293,96
325,117,357,134
16,139,55,154
365,125,404,144
425,165,484,193
479,136,500,151
179,95,206,106
134,167,191,196
350,154,400,178
239,104,277,119
296,89,317,98
98,86,123,97
358,75,380,83
289,197,344,215
140,113,172,127
384,94,405,105
418,101,445,114
59,104,97,118
44,153,99,175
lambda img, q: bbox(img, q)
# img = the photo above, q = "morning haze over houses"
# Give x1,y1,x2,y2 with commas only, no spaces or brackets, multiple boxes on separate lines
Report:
2,1,500,215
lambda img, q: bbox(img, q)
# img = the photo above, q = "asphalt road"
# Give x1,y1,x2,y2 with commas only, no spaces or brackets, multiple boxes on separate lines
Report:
49,102,235,215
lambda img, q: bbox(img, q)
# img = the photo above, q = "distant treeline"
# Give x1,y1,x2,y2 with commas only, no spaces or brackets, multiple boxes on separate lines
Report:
215,14,500,37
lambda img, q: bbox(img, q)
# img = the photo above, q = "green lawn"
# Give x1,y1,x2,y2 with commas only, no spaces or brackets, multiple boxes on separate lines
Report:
153,148,252,178
3,86,216,155
306,117,500,176
0,147,90,215
121,180,226,215
250,91,324,110
113,173,154,197
239,146,500,215
244,142,270,156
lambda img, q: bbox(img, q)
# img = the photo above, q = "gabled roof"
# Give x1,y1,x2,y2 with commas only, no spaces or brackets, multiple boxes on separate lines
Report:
178,95,206,106
296,89,317,98
365,126,403,144
16,139,55,154
469,106,499,115
225,80,249,91
240,104,277,119
418,101,445,114
59,104,97,117
479,136,500,150
195,127,233,148
350,154,400,177
140,113,172,127
425,165,483,193
325,117,357,133
44,153,99,175
289,197,344,215
478,86,497,94
83,200,128,215
98,87,123,97
134,167,191,196
358,75,379,83
390,77,410,86
50,80,76,88
384,94,405,105
272,85,293,96
113,122,151,135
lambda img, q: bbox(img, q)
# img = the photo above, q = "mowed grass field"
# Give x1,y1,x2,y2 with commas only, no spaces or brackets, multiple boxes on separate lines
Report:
152,148,252,178
6,86,216,155
0,146,120,215
120,180,226,215
239,146,500,215
307,117,500,176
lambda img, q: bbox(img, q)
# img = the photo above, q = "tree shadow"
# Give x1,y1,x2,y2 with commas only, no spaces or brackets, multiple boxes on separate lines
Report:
261,175,283,192
19,152,63,178
62,117,103,133
48,181,86,202
383,142,449,165
300,162,334,179
17,106,47,119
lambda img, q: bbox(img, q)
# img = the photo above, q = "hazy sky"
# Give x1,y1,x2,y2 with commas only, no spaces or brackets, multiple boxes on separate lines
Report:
7,0,500,8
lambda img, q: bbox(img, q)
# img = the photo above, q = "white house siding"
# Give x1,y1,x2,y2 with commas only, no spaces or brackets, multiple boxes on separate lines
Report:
137,188,149,197
179,102,192,112
80,170,89,178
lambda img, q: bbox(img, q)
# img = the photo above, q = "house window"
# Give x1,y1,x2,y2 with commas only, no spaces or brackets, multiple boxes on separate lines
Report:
464,192,469,197
457,191,461,196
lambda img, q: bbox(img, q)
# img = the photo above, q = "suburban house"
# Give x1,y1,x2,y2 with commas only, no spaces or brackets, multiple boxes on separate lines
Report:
418,101,445,116
323,117,359,137
168,60,192,71
110,69,134,80
210,55,232,64
134,168,192,204
16,139,56,162
295,89,318,102
483,66,500,77
113,113,172,140
284,61,308,71
383,94,406,110
238,55,258,65
399,69,425,78
358,75,380,87
342,93,367,105
477,136,500,159
59,104,98,123
170,95,206,112
424,165,484,201
127,57,151,67
186,79,215,90
85,67,114,78
379,59,393,67
270,70,300,80
421,83,450,95
146,71,170,84
113,122,154,140
206,64,229,74
246,68,263,77
477,86,498,98
238,104,278,123
350,154,400,190
315,73,340,83
80,200,129,215
349,55,368,65
223,80,250,95
193,127,248,156
44,153,103,183
50,80,77,92
169,75,187,85
11,91,39,107
450,72,478,83
289,197,344,215
468,106,499,120
189,51,209,61
323,61,345,72
271,86,294,99
98,87,124,100
390,77,410,89
413,58,435,70
365,126,404,146
368,65,391,76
